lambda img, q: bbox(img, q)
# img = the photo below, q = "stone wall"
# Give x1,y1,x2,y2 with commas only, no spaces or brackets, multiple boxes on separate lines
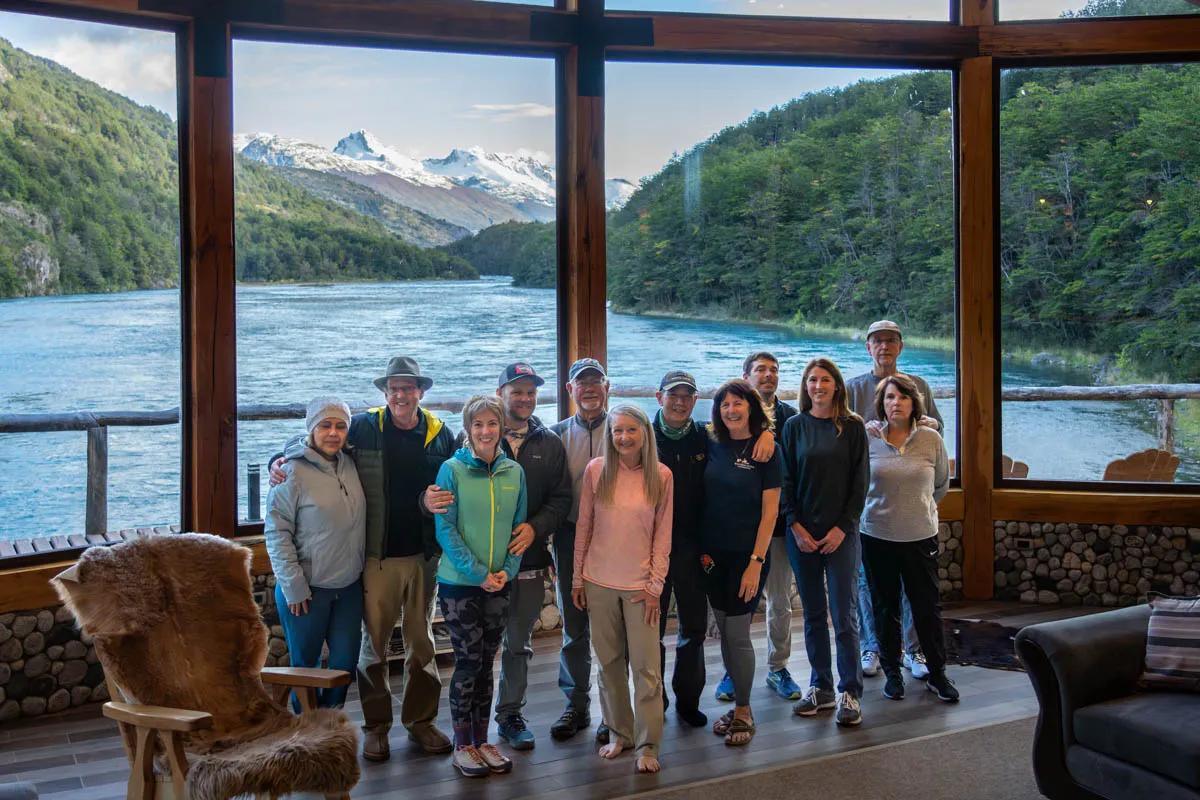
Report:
938,521,965,601
0,607,109,723
993,521,1200,605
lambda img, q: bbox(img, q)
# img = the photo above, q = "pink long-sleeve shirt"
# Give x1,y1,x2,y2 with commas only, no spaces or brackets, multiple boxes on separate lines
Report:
573,457,674,597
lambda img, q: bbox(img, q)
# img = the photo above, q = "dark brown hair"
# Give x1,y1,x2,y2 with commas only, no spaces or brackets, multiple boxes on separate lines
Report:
799,357,861,436
873,372,926,427
709,379,772,443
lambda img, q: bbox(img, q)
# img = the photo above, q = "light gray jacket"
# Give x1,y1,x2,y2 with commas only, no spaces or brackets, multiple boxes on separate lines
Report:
265,440,367,604
550,411,608,524
861,424,949,543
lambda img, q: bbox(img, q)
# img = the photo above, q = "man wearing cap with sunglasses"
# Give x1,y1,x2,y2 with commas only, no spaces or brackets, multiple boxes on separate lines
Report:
846,320,943,683
270,355,457,761
546,357,611,741
487,363,573,750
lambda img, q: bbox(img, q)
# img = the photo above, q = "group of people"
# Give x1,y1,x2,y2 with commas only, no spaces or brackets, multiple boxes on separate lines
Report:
262,319,957,780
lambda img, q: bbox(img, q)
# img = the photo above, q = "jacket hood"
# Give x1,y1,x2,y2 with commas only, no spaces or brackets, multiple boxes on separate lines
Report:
452,445,516,473
283,438,344,472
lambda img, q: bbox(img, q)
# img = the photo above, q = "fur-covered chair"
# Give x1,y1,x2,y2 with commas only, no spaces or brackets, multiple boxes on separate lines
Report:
53,533,360,800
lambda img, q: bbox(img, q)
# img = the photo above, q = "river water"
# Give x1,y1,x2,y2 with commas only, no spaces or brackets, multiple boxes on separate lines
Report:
1,276,1192,541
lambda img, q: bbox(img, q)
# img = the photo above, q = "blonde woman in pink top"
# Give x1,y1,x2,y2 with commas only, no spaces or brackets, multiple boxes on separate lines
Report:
572,404,674,774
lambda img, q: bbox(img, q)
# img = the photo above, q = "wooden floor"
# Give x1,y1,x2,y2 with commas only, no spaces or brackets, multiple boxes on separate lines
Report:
0,604,1051,800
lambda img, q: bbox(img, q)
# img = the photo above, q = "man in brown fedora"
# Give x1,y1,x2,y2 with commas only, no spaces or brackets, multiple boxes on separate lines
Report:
271,355,456,760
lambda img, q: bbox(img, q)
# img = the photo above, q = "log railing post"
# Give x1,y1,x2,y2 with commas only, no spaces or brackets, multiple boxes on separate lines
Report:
85,426,108,537
1158,398,1176,453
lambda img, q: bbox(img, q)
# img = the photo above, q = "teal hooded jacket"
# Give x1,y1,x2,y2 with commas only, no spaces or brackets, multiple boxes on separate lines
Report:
434,447,527,586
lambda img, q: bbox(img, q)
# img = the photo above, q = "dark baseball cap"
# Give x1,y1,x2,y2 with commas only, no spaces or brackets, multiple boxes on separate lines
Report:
659,370,698,392
567,357,607,381
498,362,545,389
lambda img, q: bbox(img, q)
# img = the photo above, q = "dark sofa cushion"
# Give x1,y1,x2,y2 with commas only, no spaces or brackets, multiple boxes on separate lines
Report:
1074,692,1200,789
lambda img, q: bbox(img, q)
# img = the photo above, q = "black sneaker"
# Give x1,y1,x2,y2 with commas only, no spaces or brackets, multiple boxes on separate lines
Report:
676,706,708,727
596,722,610,743
550,709,591,740
883,672,905,700
927,672,960,703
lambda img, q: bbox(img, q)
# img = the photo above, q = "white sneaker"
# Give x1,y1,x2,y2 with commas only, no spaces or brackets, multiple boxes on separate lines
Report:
904,651,930,680
835,692,862,726
861,650,881,677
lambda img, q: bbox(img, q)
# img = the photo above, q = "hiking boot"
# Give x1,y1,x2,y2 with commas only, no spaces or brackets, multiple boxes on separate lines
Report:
861,650,881,677
792,687,837,716
476,743,513,773
497,715,535,751
904,651,930,680
835,693,863,727
766,668,803,700
451,745,490,778
550,708,590,741
927,672,960,702
408,724,453,754
596,722,610,744
714,672,735,702
362,730,390,762
883,672,905,700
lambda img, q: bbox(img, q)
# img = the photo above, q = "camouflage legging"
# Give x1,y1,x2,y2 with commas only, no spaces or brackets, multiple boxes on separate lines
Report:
438,583,511,746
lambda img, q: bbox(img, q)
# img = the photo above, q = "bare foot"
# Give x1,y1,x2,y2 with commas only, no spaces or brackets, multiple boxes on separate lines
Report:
636,755,660,773
599,742,625,759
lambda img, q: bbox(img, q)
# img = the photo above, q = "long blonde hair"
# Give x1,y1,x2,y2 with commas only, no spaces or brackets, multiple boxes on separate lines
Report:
800,357,861,436
596,405,665,506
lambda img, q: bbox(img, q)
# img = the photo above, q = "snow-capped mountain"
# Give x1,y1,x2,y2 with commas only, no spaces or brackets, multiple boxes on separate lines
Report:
236,129,635,235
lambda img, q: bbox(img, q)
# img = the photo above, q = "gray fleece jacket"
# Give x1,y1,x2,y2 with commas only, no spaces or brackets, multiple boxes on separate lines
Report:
265,440,367,604
860,424,949,543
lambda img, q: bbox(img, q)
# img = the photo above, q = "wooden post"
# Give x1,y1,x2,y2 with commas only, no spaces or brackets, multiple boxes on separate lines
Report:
179,17,238,537
85,426,108,538
958,0,997,600
1158,398,1176,453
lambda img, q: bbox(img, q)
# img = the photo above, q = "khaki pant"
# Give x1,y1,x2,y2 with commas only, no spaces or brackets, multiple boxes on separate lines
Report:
586,581,664,758
358,555,441,734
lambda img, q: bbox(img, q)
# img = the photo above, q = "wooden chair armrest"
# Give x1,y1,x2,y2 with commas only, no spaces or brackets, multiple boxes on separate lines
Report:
102,701,213,732
260,666,352,689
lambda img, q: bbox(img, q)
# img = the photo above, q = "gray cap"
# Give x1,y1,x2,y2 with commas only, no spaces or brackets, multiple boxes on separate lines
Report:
659,369,698,392
866,319,903,339
374,355,433,392
305,396,351,434
568,357,607,382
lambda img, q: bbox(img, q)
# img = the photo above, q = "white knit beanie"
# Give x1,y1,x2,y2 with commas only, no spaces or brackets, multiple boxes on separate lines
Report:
305,396,352,434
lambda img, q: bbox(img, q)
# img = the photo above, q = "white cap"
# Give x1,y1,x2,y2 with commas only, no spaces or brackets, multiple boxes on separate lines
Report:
305,396,351,434
866,319,903,339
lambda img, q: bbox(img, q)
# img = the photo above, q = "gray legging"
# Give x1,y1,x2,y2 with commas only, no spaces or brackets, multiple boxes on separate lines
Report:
713,609,755,706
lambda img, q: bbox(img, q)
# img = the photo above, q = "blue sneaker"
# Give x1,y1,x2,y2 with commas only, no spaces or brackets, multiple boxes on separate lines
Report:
714,672,735,702
497,715,535,751
766,668,803,700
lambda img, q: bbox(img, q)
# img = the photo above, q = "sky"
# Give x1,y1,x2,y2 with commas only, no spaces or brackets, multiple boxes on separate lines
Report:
2,0,1092,181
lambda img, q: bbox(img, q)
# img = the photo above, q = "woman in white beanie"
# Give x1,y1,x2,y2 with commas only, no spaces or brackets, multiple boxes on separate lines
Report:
265,396,367,708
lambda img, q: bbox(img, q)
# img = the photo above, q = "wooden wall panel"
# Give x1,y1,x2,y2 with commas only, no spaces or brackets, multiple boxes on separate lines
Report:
983,17,1200,59
993,489,1200,525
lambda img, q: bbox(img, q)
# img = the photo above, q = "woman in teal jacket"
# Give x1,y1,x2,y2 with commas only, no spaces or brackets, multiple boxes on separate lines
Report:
434,394,527,779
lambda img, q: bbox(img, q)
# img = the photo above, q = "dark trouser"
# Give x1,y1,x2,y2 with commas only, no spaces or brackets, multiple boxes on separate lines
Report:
494,570,547,722
658,543,708,713
275,579,363,709
787,532,863,698
438,582,511,747
860,534,947,678
551,522,591,713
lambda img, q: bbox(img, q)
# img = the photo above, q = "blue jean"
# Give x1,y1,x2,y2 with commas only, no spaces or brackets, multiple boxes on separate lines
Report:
857,563,919,654
275,579,363,709
786,532,863,698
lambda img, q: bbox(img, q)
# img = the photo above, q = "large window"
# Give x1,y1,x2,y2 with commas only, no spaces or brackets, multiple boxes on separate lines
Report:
1002,0,1200,21
605,62,958,454
998,62,1199,484
231,42,557,522
605,0,952,20
0,13,181,548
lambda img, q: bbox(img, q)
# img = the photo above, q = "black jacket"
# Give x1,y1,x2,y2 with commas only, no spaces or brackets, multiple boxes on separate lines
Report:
653,417,709,552
771,398,799,537
452,415,571,571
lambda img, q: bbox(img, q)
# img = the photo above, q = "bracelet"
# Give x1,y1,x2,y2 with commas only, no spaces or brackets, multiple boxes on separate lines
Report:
749,553,765,564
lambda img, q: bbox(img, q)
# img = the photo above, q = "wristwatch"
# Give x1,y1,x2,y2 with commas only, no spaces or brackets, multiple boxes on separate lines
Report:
749,553,766,564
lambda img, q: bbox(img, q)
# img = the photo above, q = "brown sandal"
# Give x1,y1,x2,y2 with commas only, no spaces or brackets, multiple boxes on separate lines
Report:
712,710,735,737
724,716,755,747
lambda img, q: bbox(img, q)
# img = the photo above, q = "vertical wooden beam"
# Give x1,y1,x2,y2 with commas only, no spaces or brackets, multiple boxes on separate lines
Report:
179,17,237,536
556,0,606,421
957,54,997,599
85,426,108,537
961,0,995,26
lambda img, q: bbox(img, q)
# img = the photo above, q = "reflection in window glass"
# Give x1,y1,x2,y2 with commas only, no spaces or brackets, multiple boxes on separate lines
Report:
1002,0,1199,21
605,63,958,462
606,0,950,19
999,63,1199,482
0,13,181,545
232,42,557,521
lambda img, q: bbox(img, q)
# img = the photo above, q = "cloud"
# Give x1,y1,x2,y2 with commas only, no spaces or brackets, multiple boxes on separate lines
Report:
464,102,555,122
42,32,175,99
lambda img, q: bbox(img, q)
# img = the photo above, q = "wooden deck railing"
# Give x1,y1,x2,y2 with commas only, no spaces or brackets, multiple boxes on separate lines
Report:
0,383,1196,541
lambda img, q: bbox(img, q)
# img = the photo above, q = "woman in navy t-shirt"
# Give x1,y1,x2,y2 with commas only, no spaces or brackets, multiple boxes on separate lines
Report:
700,379,781,747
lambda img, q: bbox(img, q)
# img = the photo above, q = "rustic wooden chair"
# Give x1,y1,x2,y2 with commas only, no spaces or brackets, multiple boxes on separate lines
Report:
53,533,358,800
1002,454,1030,479
1102,448,1180,482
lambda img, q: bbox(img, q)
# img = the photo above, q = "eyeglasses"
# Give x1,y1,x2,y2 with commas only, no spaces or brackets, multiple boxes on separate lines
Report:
386,385,421,396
